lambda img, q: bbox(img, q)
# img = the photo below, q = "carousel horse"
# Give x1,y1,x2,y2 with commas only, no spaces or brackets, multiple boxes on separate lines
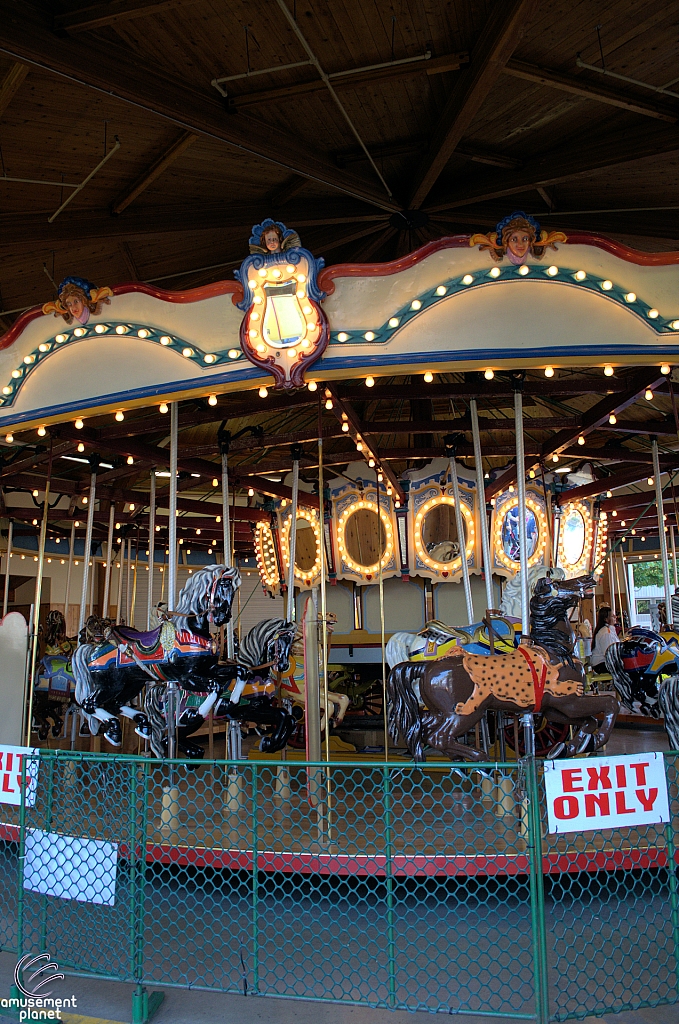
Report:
33,610,77,740
605,626,679,718
279,608,351,730
388,572,619,761
148,616,302,758
72,565,241,752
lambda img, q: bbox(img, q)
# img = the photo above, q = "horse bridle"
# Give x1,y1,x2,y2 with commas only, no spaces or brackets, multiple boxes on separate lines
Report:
206,569,234,623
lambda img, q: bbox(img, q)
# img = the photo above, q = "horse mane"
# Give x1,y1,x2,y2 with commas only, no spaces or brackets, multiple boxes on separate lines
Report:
238,618,292,670
173,564,239,631
529,587,576,665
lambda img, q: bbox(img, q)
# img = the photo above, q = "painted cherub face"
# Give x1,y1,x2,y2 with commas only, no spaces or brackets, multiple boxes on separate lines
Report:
263,228,281,252
64,292,85,318
507,230,531,261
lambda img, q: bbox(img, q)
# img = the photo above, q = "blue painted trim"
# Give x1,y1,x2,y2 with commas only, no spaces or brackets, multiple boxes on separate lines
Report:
328,266,679,346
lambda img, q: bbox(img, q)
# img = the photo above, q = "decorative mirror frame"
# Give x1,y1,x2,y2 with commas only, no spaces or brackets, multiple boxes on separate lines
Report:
492,488,548,576
592,508,609,578
414,494,475,577
254,521,281,594
557,499,593,576
335,497,396,582
280,506,322,587
405,458,480,583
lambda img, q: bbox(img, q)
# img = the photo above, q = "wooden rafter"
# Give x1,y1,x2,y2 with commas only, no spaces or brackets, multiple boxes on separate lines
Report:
0,61,27,117
111,131,198,215
55,1,206,34
409,0,539,208
562,464,679,502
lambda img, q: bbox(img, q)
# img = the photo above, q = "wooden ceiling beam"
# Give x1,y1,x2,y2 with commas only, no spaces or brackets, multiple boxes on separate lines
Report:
337,379,627,401
503,59,678,123
561,463,679,502
561,446,679,466
0,4,399,212
409,0,538,208
54,1,200,33
0,61,28,116
111,131,198,215
325,385,406,504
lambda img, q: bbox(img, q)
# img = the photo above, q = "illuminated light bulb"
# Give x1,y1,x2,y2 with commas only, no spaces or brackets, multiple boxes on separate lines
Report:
77,442,85,452
259,387,268,398
608,413,617,424
182,347,194,357
632,529,636,536
509,484,515,492
61,559,64,564
129,503,135,512
546,265,558,276
552,454,559,463
462,274,474,285
253,295,262,305
356,442,363,452
645,389,654,400
488,268,500,279
606,491,612,498
544,366,554,378
662,364,671,374
288,348,297,358
208,548,212,554
368,458,376,468
342,422,349,432
115,325,126,335
75,418,84,429
296,274,306,283
648,477,654,486
159,403,168,414
484,369,494,380
671,321,679,331
212,477,219,488
612,510,617,517
55,334,66,343
285,264,295,274
94,324,106,334
621,521,626,527
388,317,399,328
138,328,149,338
11,370,20,379
648,308,659,319
528,470,536,479
155,525,160,532
248,487,255,497
73,328,85,338
364,331,375,341
256,343,266,354
411,299,422,310
307,381,318,392
601,280,613,291
258,268,267,278
2,388,10,396
603,365,614,376
82,496,88,505
642,536,646,543
423,371,433,383
127,456,134,465
115,410,124,422
39,343,49,352
204,354,216,364
208,394,218,407
395,500,400,508
302,305,313,316
325,398,333,410
518,265,530,276
365,376,375,388
115,522,121,529
228,349,240,359
377,472,383,482
216,515,221,523
159,336,171,345
37,425,46,437
578,435,585,446
623,292,637,304
337,332,349,342
271,269,281,279
574,271,586,281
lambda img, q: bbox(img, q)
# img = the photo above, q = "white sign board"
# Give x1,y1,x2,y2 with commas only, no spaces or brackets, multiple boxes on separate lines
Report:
544,752,670,834
24,830,118,906
0,746,38,807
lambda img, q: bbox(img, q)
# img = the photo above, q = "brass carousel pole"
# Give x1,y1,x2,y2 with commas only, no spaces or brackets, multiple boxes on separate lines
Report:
116,534,125,623
102,503,115,619
318,402,332,839
287,447,301,625
513,380,534,758
653,438,674,626
166,401,179,760
25,442,53,747
470,399,494,614
376,466,388,760
445,436,474,624
64,522,76,630
78,459,98,634
2,519,12,617
147,474,156,629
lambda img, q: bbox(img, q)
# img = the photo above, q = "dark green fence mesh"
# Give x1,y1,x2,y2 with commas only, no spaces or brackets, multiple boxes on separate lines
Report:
3,749,679,1023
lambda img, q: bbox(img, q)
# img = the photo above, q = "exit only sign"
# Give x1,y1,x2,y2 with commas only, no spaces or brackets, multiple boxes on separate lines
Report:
544,752,670,834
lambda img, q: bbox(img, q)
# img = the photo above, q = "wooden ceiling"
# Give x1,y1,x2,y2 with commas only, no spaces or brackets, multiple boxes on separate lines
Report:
1,1,679,555
0,0,678,321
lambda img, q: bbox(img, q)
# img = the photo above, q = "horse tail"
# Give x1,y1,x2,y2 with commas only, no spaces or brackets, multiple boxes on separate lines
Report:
387,662,426,761
659,674,679,751
605,643,635,711
71,643,101,735
144,682,167,759
386,631,415,669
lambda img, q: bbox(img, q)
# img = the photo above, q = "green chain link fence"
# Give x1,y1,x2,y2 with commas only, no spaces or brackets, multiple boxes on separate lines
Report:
2,750,679,1022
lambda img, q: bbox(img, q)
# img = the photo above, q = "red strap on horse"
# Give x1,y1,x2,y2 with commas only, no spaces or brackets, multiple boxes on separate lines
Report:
517,645,548,713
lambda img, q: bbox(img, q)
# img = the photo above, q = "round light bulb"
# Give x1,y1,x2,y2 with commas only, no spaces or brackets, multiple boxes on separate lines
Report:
574,270,586,282
488,268,500,279
159,403,168,414
77,442,84,452
308,381,318,391
248,487,254,497
365,376,375,388
603,365,614,377
423,371,433,383
609,413,617,424
462,274,473,286
37,425,46,437
552,454,559,463
208,394,217,406
544,366,554,378
645,389,654,400
484,369,494,380
661,364,671,374
75,418,84,429
115,411,124,422
625,292,636,303
127,456,134,465
578,435,585,445
259,387,268,398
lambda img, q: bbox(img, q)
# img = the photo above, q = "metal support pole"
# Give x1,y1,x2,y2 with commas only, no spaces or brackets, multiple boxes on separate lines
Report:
376,468,389,759
317,424,330,765
168,403,178,609
620,549,632,627
608,541,617,617
286,450,301,624
672,525,678,590
448,451,474,624
126,538,133,624
470,398,494,614
3,520,12,617
514,387,530,636
64,522,75,629
102,504,115,619
218,428,235,661
147,475,156,629
78,467,98,634
116,537,125,623
654,438,673,626
25,448,53,746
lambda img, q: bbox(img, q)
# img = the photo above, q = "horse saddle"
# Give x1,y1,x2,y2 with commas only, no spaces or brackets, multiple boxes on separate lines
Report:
109,621,176,657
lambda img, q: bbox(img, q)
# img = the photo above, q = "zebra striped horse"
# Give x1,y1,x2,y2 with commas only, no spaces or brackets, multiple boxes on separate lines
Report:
145,616,300,758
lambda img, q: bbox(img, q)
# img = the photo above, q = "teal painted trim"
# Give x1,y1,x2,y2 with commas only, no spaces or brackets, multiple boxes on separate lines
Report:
0,321,244,409
328,265,679,347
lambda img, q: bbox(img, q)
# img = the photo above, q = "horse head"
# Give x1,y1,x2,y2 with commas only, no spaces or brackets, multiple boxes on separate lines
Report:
175,564,241,632
208,566,242,626
269,621,297,674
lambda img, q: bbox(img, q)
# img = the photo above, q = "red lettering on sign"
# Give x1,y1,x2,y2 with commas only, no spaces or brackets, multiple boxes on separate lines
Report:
554,795,579,819
561,769,583,793
584,792,610,817
630,762,650,787
615,764,627,788
615,790,635,814
2,773,14,794
636,788,658,812
587,766,612,790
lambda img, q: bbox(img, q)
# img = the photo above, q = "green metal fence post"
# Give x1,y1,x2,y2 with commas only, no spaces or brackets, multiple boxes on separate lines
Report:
38,755,56,956
11,752,29,1004
526,758,549,1024
252,763,260,995
664,755,679,1001
382,765,396,1008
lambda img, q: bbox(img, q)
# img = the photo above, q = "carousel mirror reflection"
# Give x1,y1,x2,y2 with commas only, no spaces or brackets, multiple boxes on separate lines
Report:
344,507,387,569
421,501,464,564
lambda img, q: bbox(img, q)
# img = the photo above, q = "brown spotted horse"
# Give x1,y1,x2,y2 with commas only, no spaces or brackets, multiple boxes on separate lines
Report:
388,573,619,761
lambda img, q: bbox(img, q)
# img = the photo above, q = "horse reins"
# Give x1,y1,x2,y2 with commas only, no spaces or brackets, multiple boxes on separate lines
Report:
516,645,548,713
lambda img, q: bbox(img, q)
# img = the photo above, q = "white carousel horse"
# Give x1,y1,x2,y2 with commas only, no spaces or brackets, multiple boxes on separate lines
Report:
279,600,350,730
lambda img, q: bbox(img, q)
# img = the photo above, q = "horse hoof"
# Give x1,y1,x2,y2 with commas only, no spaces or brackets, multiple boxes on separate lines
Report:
103,721,122,746
576,734,592,754
547,741,566,759
135,727,151,739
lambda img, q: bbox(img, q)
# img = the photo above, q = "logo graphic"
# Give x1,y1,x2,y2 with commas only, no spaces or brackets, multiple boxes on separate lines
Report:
14,952,64,997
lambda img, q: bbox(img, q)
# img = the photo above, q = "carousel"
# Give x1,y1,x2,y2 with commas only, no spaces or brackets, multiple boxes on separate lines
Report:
1,211,679,868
